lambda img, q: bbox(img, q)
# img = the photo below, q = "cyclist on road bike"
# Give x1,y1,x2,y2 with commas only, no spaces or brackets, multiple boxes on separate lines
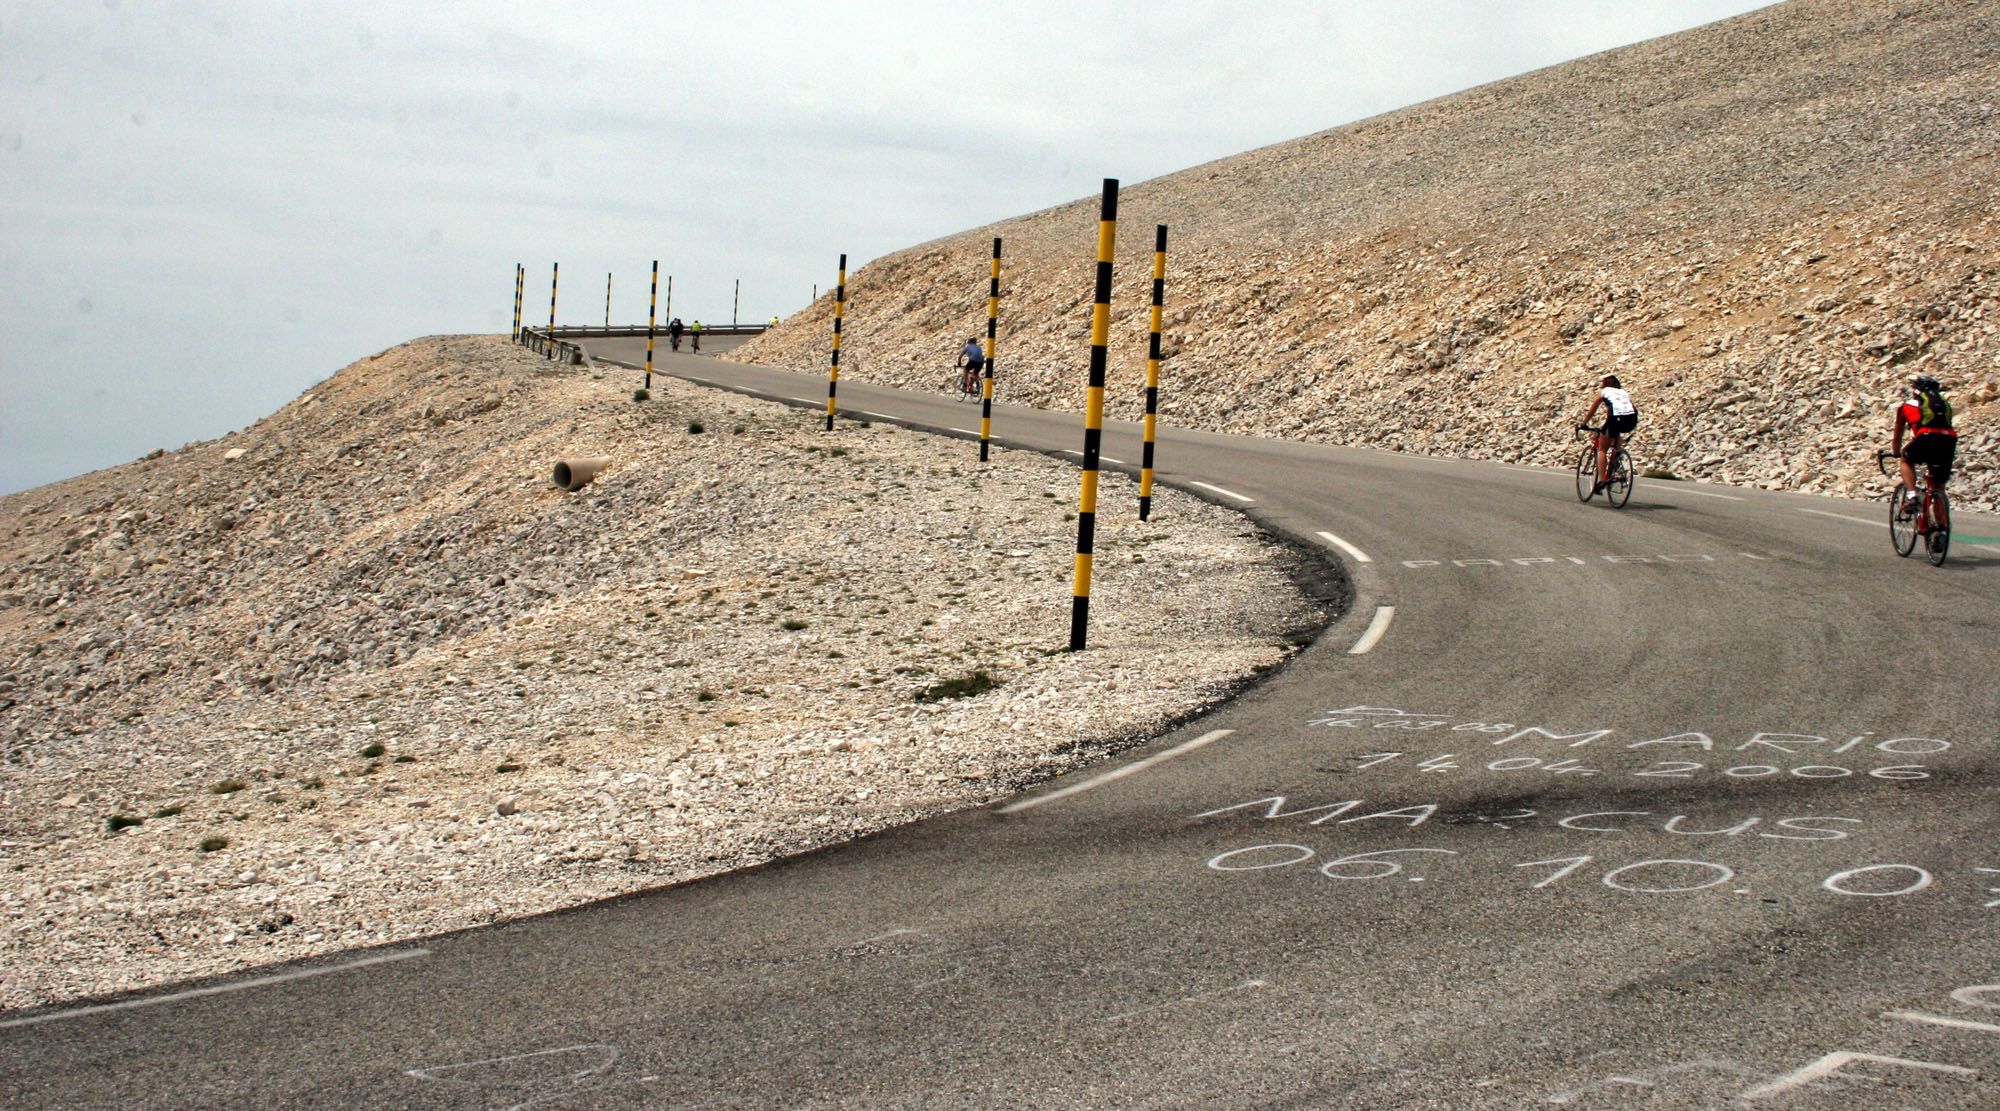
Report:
956,337,986,396
1892,374,1956,510
1579,374,1638,494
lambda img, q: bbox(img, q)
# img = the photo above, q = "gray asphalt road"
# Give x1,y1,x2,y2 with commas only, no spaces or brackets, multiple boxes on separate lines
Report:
6,344,1998,1109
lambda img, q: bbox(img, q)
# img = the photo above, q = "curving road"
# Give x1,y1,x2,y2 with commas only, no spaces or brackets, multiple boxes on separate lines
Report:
5,343,1999,1109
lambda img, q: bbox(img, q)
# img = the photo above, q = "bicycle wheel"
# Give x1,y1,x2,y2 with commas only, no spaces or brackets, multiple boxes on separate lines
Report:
1889,483,1918,557
1926,489,1951,566
1606,450,1635,508
1575,447,1597,502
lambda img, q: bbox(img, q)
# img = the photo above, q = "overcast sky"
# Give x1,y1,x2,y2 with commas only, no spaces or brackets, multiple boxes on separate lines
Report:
0,1,1773,494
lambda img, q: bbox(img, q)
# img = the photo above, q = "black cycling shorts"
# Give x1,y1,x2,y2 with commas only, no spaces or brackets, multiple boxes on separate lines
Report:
1903,434,1956,483
1604,412,1638,437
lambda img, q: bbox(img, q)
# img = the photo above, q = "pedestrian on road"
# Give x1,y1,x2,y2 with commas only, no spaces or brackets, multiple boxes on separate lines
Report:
668,317,684,352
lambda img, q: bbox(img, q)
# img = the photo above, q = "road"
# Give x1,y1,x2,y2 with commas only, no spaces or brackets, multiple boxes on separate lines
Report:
5,341,1998,1108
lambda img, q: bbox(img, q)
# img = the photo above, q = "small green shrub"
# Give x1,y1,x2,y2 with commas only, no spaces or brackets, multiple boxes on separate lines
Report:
686,419,705,434
208,779,246,795
198,836,229,853
359,741,386,759
633,388,651,402
153,804,184,818
696,689,717,702
780,619,808,631
496,761,523,773
915,670,999,703
393,754,416,764
106,814,145,832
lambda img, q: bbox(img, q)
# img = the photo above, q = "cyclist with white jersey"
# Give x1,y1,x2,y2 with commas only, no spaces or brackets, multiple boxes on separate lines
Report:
1580,375,1638,495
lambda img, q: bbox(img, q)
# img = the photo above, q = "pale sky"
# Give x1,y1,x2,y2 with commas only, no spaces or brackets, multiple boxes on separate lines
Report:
0,1,1773,493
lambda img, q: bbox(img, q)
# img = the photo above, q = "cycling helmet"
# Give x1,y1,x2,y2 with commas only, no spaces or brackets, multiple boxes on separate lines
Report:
1913,374,1941,391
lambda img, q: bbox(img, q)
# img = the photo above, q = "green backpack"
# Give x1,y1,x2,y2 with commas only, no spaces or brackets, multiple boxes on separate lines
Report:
1916,387,1954,431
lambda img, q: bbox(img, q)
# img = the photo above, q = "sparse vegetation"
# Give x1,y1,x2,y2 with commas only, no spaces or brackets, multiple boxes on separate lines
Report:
359,741,385,759
198,836,229,853
780,618,808,631
915,669,999,703
208,778,246,795
152,804,184,818
687,419,705,434
106,814,145,832
633,388,651,402
496,761,523,773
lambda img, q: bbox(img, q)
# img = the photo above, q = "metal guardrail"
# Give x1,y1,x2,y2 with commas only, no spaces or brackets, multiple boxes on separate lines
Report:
517,328,588,365
545,324,771,339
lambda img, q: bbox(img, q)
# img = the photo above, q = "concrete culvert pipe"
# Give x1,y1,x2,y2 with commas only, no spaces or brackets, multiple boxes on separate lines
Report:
552,456,612,491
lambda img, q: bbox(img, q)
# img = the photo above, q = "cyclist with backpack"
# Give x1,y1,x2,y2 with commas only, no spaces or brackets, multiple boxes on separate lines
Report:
1892,374,1956,511
956,336,986,399
1580,375,1638,494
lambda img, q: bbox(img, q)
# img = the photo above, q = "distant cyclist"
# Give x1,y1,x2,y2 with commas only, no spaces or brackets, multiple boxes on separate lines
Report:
668,317,684,351
1892,374,1956,510
690,320,703,352
956,337,986,397
1579,374,1638,495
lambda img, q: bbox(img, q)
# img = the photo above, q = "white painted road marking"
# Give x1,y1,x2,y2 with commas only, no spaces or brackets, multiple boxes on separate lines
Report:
1656,486,1747,501
1102,456,1126,465
1349,606,1396,655
857,411,894,420
1798,508,1884,528
1884,1010,2000,1035
1191,481,1254,504
1316,531,1374,564
998,730,1234,814
950,428,980,436
1739,1051,1976,1100
0,949,430,1030
790,397,820,406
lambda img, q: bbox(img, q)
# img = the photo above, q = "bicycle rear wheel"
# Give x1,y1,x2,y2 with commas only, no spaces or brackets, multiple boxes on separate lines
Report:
1606,450,1635,508
1926,489,1951,566
1889,483,1918,557
1575,447,1596,502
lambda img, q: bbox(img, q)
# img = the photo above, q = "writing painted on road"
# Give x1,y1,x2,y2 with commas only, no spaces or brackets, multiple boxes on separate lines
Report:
1307,706,1951,781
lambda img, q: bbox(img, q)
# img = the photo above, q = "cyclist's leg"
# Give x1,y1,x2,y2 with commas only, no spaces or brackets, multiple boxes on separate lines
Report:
1594,432,1610,485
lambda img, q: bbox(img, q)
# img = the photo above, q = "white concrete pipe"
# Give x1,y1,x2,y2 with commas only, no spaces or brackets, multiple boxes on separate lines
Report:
552,456,612,491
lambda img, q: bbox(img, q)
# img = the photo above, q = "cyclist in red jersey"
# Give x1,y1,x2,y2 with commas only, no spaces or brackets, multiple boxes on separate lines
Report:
1892,374,1957,511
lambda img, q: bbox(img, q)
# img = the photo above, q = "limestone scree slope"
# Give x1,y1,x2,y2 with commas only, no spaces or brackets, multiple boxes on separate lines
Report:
734,0,2000,509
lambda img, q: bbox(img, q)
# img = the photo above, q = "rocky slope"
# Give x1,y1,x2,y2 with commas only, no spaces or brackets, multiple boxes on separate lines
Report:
0,336,1324,1010
735,0,2000,510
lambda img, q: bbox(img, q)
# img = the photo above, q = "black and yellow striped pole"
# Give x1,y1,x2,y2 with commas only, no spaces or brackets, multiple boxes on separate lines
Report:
733,279,740,328
826,253,846,431
979,237,1001,462
664,275,673,324
1069,179,1118,652
546,262,559,360
605,272,613,328
512,263,523,342
1140,224,1167,521
644,259,658,392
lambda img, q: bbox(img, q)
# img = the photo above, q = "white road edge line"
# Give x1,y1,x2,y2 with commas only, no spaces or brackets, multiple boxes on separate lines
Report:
949,428,980,436
1349,606,1396,655
1316,530,1374,564
790,397,820,406
998,730,1234,814
857,411,894,420
1658,487,1747,501
1798,508,1884,528
1102,456,1126,465
1191,481,1255,504
0,949,431,1030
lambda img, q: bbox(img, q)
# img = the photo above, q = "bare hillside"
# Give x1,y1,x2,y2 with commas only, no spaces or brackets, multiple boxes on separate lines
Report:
0,337,1319,1009
736,0,2000,509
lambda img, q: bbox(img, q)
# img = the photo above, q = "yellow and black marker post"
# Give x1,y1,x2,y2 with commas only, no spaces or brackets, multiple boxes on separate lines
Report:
546,262,559,359
980,237,1001,462
1069,179,1118,652
512,263,523,342
664,275,673,323
605,272,613,328
644,259,658,392
1140,224,1167,521
826,253,846,431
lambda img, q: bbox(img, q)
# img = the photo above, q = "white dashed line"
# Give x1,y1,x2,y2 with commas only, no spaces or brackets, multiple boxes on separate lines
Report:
998,730,1234,814
1349,606,1396,655
1798,508,1884,528
1316,530,1374,564
1191,481,1254,504
0,949,432,1030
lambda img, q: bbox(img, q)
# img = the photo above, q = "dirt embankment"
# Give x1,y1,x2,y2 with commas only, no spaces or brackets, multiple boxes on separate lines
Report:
735,0,2000,510
0,336,1322,1011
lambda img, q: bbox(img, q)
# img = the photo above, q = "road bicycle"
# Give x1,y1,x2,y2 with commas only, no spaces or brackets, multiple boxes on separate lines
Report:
1574,425,1635,508
1877,450,1950,565
957,364,984,401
